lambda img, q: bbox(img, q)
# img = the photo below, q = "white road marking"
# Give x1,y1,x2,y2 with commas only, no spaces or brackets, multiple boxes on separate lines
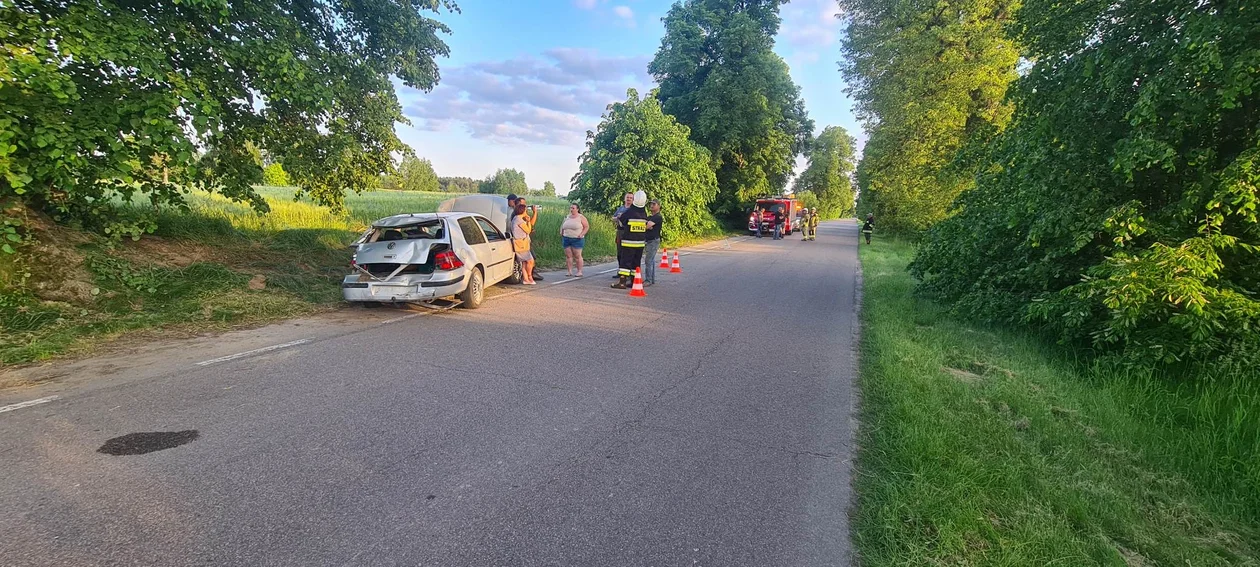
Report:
377,313,422,325
0,395,59,415
546,276,585,287
194,339,311,367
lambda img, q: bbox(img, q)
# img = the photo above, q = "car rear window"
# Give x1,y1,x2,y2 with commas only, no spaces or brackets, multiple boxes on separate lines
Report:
370,220,444,242
457,217,487,245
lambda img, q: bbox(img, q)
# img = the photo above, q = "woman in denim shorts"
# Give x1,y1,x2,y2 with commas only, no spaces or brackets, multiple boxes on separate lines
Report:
559,203,589,277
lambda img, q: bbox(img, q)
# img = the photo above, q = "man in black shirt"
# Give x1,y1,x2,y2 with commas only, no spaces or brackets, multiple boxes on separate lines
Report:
642,199,663,286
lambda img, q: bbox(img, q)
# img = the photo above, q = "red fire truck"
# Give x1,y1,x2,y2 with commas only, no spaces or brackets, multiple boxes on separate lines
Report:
747,197,802,235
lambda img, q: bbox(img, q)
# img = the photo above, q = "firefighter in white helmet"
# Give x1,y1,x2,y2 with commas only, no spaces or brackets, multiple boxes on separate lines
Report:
612,190,651,289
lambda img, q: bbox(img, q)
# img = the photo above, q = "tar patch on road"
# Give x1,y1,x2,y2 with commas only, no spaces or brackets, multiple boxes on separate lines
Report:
97,430,200,456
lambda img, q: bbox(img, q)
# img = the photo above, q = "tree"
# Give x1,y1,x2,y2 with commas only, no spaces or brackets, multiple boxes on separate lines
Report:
438,176,480,193
540,181,557,197
649,0,813,218
381,155,438,192
479,168,527,195
0,0,458,236
911,0,1260,367
792,126,857,218
840,0,1020,232
791,189,820,212
262,164,291,187
570,89,719,243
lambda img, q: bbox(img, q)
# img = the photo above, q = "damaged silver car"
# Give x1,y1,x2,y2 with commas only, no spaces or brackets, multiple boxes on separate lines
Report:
342,211,516,309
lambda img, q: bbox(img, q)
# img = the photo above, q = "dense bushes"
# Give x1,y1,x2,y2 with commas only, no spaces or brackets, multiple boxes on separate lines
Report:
909,0,1260,368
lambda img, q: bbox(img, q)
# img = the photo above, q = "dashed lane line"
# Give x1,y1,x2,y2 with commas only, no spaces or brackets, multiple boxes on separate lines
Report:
194,339,312,367
0,396,59,415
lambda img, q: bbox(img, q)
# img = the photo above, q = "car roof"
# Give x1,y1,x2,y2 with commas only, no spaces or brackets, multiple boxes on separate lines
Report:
370,212,478,228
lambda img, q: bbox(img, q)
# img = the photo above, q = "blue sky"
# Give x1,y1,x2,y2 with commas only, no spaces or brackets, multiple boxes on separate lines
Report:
395,0,861,194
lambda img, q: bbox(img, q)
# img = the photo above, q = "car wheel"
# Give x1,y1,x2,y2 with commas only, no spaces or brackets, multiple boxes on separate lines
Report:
505,259,523,285
458,268,484,309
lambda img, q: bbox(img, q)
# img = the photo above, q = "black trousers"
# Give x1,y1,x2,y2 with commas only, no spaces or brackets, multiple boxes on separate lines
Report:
617,246,644,277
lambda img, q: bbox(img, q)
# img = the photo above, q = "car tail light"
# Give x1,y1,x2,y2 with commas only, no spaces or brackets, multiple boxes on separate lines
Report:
434,250,463,271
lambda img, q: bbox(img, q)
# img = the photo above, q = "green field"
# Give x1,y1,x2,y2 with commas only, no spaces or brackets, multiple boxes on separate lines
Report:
1,187,620,366
854,239,1260,566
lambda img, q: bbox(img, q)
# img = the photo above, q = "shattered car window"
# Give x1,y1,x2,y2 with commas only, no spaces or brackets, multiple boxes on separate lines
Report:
368,220,445,242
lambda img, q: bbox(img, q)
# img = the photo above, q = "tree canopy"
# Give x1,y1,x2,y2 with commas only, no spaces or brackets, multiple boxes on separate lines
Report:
570,89,719,243
840,0,1020,232
438,176,480,193
1,0,457,235
480,168,527,196
892,0,1260,367
792,126,857,219
381,155,438,192
649,0,813,218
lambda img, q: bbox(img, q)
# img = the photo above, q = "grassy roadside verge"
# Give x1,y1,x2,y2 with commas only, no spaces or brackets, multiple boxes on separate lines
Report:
853,239,1260,565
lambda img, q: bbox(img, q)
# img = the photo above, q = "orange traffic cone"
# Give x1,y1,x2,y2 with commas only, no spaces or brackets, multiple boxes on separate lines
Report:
659,248,669,268
670,251,682,273
629,267,647,297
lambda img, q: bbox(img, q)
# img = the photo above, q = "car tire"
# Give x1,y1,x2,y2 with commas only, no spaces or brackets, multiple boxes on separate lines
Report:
504,259,523,285
459,268,484,309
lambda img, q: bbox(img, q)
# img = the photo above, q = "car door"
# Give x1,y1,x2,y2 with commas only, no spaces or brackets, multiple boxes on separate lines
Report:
455,216,494,277
474,216,513,282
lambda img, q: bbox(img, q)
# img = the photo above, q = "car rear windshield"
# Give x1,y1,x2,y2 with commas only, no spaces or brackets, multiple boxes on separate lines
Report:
370,220,445,242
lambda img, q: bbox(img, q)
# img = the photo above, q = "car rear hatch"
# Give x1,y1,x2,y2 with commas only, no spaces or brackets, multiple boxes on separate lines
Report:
351,218,450,282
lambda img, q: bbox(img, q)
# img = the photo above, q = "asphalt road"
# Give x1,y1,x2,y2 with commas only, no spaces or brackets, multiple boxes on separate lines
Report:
0,220,862,566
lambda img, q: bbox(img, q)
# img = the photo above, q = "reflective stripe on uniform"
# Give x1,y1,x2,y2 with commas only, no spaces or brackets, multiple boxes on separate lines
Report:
621,240,645,248
618,269,632,276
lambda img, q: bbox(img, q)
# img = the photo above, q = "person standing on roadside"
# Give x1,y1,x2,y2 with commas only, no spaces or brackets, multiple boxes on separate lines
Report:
560,203,589,277
808,208,820,241
612,192,633,278
509,194,543,281
642,199,663,286
862,214,874,245
752,206,763,238
773,207,785,240
511,203,537,285
612,190,649,289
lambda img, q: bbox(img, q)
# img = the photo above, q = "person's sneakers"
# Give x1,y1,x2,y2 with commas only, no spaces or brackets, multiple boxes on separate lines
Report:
644,281,654,287
533,271,545,281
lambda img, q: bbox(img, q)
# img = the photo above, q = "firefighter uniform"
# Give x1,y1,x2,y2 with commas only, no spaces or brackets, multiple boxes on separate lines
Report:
808,210,820,240
613,191,649,289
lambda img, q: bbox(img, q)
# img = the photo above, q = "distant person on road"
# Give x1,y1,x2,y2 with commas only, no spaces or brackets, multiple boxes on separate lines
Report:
808,208,820,241
752,206,763,238
560,203,589,277
862,214,874,245
512,203,537,285
773,207,785,240
612,190,649,289
796,208,806,237
642,199,663,286
800,208,811,241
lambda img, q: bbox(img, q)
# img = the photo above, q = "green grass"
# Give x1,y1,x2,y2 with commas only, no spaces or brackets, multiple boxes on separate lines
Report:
854,238,1260,566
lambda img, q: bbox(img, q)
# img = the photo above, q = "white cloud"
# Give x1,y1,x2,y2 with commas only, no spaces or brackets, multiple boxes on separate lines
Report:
613,5,635,27
398,49,654,148
781,0,843,49
574,0,598,9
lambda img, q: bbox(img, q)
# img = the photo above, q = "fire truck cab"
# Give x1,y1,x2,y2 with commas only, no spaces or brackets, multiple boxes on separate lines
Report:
748,197,802,235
